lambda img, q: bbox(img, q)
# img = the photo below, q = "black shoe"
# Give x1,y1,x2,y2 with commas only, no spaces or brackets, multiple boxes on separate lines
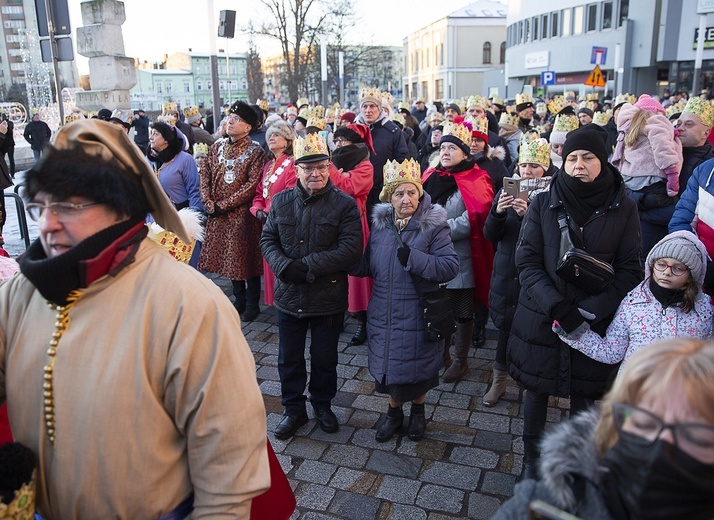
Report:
375,406,404,442
233,300,246,315
314,408,339,433
348,322,367,346
274,412,308,440
242,305,260,322
472,326,486,347
408,404,426,441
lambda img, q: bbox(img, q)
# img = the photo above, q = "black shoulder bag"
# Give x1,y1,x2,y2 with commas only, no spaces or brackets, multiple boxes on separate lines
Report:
555,209,615,294
390,224,455,342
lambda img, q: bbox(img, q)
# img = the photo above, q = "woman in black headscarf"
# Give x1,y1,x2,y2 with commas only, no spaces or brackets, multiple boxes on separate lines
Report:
507,124,643,479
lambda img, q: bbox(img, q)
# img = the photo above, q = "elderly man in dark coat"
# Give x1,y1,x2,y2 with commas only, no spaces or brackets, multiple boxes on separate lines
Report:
261,133,362,440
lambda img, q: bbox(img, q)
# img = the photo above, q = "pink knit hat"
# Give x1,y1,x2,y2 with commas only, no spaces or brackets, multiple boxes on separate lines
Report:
634,94,665,115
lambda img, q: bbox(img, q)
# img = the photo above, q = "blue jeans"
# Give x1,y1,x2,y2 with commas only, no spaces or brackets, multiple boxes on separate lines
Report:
32,149,41,161
277,310,343,415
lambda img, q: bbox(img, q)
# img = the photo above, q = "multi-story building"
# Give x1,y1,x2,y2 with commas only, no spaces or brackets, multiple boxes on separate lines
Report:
505,0,714,98
402,0,507,102
0,0,78,100
130,51,249,111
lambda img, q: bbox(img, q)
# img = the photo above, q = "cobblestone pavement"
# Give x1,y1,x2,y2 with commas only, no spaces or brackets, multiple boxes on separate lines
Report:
2,192,571,520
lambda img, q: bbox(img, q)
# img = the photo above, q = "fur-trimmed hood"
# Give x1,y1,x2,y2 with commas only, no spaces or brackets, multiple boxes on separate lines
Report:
487,145,506,162
371,192,448,233
539,409,606,510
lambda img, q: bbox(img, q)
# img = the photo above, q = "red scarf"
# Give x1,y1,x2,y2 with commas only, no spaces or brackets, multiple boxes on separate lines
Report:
423,164,494,307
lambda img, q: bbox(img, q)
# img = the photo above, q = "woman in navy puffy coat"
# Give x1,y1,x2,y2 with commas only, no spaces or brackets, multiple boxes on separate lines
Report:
355,163,458,443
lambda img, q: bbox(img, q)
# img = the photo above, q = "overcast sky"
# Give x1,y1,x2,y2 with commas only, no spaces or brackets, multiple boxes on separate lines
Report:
67,0,499,73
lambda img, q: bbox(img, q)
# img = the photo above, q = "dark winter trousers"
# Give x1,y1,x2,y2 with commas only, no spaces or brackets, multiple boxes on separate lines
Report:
277,310,344,415
522,390,594,448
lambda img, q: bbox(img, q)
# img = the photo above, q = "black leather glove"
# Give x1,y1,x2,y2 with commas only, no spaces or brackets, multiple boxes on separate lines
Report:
397,245,411,267
256,210,268,225
282,261,308,283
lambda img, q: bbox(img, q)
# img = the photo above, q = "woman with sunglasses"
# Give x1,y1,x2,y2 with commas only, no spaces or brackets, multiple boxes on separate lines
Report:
494,338,714,520
555,231,713,371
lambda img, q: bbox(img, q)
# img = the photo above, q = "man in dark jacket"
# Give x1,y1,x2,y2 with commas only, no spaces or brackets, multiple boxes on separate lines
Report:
410,98,427,123
131,109,150,153
675,97,714,194
355,87,409,217
0,114,15,178
260,133,362,440
23,113,52,161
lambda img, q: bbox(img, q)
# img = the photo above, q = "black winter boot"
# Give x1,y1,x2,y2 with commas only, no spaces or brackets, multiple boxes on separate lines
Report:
375,405,403,442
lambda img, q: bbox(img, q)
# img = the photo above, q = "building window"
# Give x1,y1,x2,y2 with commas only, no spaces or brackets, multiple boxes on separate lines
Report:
541,15,548,39
603,1,613,29
1,6,22,14
435,79,444,99
219,81,225,90
232,80,238,90
156,83,162,93
525,19,530,42
166,83,172,93
483,42,492,64
518,21,523,43
573,6,583,35
197,80,202,90
551,12,559,37
587,4,598,31
619,0,629,27
500,42,506,64
562,8,571,37
421,81,428,101
184,82,190,92
533,17,539,40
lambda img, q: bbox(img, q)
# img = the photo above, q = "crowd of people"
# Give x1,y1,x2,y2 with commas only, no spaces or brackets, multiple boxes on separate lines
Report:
1,85,714,518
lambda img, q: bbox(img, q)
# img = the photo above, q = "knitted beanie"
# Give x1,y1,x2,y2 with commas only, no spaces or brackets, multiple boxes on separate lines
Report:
446,103,461,115
561,123,610,167
648,231,707,286
578,107,594,118
340,112,356,124
634,94,665,116
265,120,296,143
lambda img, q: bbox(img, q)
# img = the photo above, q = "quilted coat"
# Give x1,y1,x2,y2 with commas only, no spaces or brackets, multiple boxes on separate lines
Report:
507,168,644,399
354,194,458,386
260,179,362,318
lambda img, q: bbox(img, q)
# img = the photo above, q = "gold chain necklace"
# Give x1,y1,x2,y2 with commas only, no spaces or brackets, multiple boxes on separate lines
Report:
43,289,83,446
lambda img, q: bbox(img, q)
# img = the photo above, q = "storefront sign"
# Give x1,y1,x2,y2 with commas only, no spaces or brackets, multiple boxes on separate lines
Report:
525,51,549,69
693,27,714,49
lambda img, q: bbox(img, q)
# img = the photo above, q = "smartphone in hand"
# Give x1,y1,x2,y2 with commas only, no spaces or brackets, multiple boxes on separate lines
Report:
503,178,528,201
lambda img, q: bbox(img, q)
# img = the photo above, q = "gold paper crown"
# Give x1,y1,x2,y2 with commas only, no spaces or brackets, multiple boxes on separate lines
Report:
183,106,200,118
256,99,269,111
360,87,382,105
467,95,489,108
397,101,411,112
296,97,309,108
564,91,577,100
298,107,311,119
586,93,599,102
466,116,489,137
392,113,406,126
666,99,687,118
325,107,335,119
499,113,519,127
518,138,551,167
682,96,714,127
615,93,636,106
520,129,541,146
294,133,329,162
162,102,178,114
0,474,35,519
578,101,588,110
64,113,83,125
535,102,547,114
535,124,549,135
306,116,326,130
592,111,611,125
151,231,195,263
286,106,298,115
490,95,504,106
194,142,210,156
552,113,580,133
381,91,395,107
548,96,569,115
381,158,422,201
515,93,533,105
441,121,471,146
456,98,468,114
157,114,177,126
313,105,325,119
428,111,445,124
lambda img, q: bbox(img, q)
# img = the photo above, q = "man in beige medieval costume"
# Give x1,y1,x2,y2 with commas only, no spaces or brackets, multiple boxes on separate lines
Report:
0,119,269,518
198,100,265,321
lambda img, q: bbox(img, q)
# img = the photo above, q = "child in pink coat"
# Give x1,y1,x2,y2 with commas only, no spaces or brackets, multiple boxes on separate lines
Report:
612,94,683,253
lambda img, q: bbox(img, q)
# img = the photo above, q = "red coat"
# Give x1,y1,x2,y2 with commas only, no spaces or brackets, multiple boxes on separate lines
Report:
330,160,374,312
251,155,297,306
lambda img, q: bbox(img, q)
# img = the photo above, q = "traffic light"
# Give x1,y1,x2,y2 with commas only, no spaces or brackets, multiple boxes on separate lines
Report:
218,10,236,39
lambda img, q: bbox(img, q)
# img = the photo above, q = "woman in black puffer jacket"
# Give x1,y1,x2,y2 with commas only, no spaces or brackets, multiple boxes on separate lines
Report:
508,125,643,480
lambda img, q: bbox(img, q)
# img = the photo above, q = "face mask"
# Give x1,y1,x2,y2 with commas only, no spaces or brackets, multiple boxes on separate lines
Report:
603,432,714,520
